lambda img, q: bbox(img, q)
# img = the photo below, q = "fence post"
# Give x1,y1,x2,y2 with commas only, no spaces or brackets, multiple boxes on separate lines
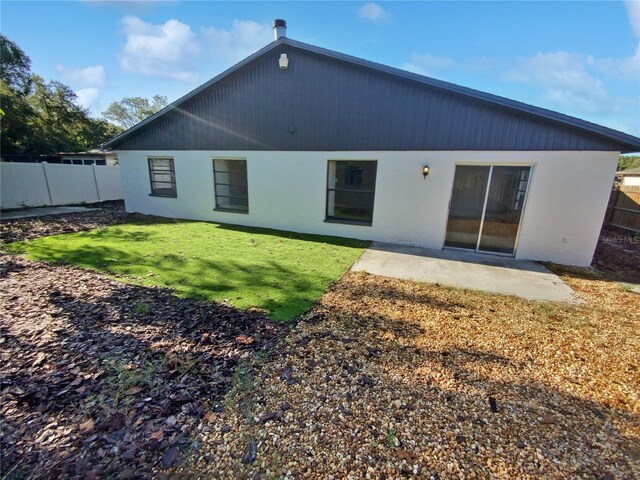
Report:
42,162,54,205
92,164,102,201
605,187,619,225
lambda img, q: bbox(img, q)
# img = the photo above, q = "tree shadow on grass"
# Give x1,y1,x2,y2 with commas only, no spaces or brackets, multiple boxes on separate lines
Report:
8,238,349,320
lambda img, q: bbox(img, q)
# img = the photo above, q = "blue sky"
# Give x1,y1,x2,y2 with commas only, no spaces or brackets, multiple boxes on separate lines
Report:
3,1,639,135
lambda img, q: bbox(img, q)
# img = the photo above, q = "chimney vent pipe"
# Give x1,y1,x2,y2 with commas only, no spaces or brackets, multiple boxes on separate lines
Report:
273,19,286,40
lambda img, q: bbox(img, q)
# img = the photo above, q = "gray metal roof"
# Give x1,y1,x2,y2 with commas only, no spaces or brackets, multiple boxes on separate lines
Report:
103,37,640,153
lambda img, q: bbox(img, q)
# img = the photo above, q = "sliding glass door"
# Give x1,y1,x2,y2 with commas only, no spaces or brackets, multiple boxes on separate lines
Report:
444,166,491,250
445,165,531,256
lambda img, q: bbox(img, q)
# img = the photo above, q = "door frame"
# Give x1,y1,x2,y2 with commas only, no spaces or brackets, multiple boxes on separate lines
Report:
443,162,536,257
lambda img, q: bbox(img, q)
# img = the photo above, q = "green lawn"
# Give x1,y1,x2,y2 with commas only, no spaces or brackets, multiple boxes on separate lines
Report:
6,220,368,320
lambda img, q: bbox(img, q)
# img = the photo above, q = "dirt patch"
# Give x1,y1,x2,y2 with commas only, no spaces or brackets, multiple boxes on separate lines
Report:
592,225,640,283
0,201,140,244
178,272,639,479
0,255,285,479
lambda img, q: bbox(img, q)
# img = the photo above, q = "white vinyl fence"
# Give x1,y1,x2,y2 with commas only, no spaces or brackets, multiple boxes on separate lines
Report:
0,162,123,209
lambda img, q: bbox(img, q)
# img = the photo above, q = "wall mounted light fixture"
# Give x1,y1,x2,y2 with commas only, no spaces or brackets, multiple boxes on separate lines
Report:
279,53,289,70
422,165,430,178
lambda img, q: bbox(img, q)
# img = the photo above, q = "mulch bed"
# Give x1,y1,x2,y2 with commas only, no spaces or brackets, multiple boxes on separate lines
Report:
177,274,639,479
0,256,285,479
592,225,640,283
0,201,132,244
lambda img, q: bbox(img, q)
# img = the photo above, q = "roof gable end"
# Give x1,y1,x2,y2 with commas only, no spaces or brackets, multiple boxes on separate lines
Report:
103,37,640,152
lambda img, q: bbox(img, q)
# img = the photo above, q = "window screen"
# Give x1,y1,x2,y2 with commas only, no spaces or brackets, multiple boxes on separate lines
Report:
213,159,248,212
326,160,377,224
148,157,177,197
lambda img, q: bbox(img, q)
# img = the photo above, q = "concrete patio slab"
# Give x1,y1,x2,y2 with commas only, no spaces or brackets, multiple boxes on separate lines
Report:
1,206,99,220
352,242,576,302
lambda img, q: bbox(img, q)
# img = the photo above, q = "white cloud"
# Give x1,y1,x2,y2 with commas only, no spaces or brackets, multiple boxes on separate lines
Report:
503,52,614,115
202,20,273,62
403,53,456,76
403,47,638,133
56,65,106,87
118,16,202,82
587,43,640,80
357,3,390,23
76,87,102,111
625,0,640,37
117,16,272,83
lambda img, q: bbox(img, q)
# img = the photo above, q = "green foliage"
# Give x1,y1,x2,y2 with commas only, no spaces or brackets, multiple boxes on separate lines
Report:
26,75,96,153
385,428,398,448
103,95,168,129
6,220,368,320
1,34,32,94
134,303,151,315
103,358,156,407
0,35,122,154
618,155,640,171
0,79,34,153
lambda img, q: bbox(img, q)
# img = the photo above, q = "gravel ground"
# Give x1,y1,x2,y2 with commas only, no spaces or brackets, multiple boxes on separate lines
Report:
0,256,284,479
0,201,132,244
176,271,639,479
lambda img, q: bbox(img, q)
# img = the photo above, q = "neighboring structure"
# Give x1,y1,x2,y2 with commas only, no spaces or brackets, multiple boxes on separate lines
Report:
103,20,640,267
58,150,118,166
2,150,118,166
616,167,640,186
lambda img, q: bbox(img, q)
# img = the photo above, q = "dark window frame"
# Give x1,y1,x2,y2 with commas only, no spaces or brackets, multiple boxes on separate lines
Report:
148,157,177,198
325,160,377,226
213,158,249,214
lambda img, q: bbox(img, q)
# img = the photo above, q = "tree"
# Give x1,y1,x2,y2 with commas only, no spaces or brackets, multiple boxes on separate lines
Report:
82,118,123,150
0,80,34,153
0,34,32,94
0,35,122,155
618,155,640,171
1,35,34,153
102,95,168,129
23,76,102,153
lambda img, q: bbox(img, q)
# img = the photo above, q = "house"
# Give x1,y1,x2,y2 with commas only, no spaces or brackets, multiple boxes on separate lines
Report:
58,150,118,166
616,167,640,186
2,150,118,165
103,20,640,267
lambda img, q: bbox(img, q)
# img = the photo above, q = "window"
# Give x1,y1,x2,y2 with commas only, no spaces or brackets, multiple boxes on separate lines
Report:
213,158,248,212
148,157,177,197
326,160,377,225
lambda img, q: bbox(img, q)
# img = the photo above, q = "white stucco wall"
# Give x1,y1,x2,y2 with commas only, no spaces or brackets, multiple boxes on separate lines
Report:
117,150,619,266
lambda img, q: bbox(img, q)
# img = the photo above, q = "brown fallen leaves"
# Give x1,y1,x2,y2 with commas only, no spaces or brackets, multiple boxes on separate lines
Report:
0,255,284,479
0,200,130,244
178,268,639,479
